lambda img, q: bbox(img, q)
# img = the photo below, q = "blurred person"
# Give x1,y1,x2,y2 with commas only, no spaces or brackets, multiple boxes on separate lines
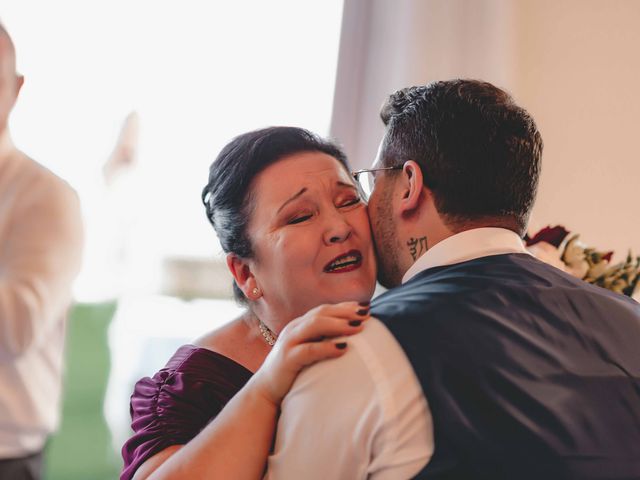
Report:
103,111,140,187
267,80,640,479
0,23,83,480
75,111,141,303
120,127,391,479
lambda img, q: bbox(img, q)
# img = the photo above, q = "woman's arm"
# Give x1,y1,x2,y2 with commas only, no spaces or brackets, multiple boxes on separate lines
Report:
136,379,278,479
133,301,370,480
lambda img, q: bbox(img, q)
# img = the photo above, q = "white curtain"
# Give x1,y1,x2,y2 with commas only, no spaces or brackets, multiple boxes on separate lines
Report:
330,0,515,170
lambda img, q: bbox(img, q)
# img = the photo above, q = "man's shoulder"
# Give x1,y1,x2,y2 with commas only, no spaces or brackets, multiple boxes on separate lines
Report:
371,253,586,318
287,317,416,403
276,317,432,479
370,274,463,324
1,149,81,235
27,157,76,197
6,147,76,195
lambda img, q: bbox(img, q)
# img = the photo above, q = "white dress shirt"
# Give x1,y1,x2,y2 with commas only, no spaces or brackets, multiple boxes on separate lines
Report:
0,131,83,457
267,228,528,479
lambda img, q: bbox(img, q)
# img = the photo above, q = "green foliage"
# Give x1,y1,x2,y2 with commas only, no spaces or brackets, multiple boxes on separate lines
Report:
44,302,121,480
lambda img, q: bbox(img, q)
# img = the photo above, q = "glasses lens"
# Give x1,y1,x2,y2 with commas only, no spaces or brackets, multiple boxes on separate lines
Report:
354,171,371,200
363,171,374,198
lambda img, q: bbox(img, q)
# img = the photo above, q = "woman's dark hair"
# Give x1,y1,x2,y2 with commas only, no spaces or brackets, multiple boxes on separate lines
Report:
202,126,349,305
379,79,543,235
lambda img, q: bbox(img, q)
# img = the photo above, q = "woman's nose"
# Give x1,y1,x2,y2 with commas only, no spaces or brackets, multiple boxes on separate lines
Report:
323,215,352,245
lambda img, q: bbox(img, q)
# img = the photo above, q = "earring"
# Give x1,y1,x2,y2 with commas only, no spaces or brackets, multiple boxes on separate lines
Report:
252,287,261,298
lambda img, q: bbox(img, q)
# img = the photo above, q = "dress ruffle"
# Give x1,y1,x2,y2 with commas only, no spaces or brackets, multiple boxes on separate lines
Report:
120,345,252,480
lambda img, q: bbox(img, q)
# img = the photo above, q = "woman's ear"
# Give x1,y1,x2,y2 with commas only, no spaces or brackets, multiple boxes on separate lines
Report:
226,253,259,299
399,160,425,214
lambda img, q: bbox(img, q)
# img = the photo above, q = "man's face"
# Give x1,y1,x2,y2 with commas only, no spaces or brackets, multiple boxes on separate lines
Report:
0,33,20,133
367,140,404,289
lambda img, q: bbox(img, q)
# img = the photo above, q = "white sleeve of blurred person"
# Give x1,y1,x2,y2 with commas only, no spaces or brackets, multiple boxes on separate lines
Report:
0,151,84,360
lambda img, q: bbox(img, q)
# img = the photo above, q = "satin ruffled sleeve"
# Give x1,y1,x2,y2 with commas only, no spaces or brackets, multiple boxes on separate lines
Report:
120,345,252,480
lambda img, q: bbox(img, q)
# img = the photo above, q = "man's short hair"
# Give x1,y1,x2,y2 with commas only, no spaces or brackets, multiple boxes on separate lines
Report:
379,79,542,235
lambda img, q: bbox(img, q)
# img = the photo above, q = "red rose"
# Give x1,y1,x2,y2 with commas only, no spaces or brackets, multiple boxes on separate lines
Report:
525,225,570,248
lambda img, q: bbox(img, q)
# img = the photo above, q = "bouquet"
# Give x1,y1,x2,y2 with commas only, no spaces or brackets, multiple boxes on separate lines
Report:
525,226,640,298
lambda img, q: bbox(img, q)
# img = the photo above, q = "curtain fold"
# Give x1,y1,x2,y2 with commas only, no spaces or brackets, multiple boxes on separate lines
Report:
329,0,515,169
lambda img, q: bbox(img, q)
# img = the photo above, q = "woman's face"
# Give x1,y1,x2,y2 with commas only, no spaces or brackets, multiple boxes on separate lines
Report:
246,151,376,326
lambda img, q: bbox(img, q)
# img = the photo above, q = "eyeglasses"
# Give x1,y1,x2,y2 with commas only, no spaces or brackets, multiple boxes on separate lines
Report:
351,166,403,200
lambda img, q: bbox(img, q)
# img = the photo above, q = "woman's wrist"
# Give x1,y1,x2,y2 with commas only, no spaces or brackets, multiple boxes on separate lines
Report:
245,372,283,410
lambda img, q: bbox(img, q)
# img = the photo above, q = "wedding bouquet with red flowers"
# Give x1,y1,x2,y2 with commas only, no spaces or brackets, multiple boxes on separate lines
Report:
525,226,640,298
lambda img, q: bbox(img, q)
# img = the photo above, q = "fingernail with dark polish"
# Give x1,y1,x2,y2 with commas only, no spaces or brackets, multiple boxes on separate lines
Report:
336,342,347,349
356,309,369,316
349,320,362,327
359,301,370,307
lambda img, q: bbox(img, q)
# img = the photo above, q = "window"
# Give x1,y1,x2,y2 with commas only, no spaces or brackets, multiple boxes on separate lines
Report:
3,1,344,298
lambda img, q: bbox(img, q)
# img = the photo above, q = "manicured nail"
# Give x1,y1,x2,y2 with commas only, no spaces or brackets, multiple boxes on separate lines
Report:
336,342,347,349
349,320,362,327
358,301,370,307
356,308,369,316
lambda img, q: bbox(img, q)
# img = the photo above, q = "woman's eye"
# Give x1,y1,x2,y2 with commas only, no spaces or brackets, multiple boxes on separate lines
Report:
339,197,361,208
288,214,312,225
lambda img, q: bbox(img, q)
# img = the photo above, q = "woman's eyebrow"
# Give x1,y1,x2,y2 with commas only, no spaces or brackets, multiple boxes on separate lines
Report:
277,188,307,214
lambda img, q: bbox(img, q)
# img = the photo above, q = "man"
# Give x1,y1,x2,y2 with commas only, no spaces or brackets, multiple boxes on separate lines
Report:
267,80,640,479
0,23,83,479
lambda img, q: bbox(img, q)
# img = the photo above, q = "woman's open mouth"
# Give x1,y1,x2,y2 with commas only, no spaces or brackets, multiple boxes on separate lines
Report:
323,250,363,274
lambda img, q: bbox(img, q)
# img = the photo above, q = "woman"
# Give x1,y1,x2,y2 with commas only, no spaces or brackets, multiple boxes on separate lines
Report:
121,127,377,479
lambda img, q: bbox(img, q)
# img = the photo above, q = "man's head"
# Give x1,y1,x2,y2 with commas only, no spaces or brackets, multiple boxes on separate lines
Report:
367,79,542,288
0,23,23,134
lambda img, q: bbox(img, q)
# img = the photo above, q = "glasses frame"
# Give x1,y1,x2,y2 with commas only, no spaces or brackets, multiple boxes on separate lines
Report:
351,165,403,200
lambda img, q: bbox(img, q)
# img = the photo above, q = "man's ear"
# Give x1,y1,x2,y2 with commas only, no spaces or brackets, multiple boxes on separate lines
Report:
226,253,258,299
15,74,24,96
398,160,425,215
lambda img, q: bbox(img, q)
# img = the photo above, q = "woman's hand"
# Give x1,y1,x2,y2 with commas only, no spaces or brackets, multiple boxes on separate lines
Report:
251,301,371,407
135,302,370,480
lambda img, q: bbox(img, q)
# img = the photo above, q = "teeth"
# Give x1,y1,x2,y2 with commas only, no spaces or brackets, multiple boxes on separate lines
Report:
334,255,357,266
327,255,360,271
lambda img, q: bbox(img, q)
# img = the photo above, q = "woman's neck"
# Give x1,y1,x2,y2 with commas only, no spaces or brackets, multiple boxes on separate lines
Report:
195,312,272,373
250,302,297,336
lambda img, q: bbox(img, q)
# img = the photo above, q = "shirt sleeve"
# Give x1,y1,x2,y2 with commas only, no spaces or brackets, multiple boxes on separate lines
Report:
0,172,83,361
266,318,434,480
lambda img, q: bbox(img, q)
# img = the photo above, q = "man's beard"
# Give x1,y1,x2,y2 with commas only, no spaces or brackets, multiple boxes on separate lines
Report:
372,185,403,289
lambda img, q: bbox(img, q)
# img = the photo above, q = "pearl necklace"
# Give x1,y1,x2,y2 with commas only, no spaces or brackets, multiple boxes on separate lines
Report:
258,320,277,346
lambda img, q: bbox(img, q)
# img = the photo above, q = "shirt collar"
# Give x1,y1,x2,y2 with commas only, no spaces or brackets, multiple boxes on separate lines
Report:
402,227,530,284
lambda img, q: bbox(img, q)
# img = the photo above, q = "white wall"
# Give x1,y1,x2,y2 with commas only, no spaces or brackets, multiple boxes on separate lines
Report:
331,0,640,260
513,0,640,259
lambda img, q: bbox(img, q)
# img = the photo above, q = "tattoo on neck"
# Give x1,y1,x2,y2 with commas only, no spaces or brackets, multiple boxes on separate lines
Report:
407,236,428,261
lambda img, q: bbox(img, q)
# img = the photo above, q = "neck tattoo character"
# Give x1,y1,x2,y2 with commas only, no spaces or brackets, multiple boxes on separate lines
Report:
407,236,428,261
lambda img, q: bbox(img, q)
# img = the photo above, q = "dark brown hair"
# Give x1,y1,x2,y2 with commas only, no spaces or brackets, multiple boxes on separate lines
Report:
380,79,543,235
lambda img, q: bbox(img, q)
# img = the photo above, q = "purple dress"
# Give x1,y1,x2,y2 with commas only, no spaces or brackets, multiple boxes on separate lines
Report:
120,345,253,480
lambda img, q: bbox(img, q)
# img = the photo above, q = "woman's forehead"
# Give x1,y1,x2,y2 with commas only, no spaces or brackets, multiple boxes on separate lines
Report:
255,152,351,196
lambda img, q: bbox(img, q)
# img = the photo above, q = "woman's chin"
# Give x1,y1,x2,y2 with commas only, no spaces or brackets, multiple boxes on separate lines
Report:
320,282,375,305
